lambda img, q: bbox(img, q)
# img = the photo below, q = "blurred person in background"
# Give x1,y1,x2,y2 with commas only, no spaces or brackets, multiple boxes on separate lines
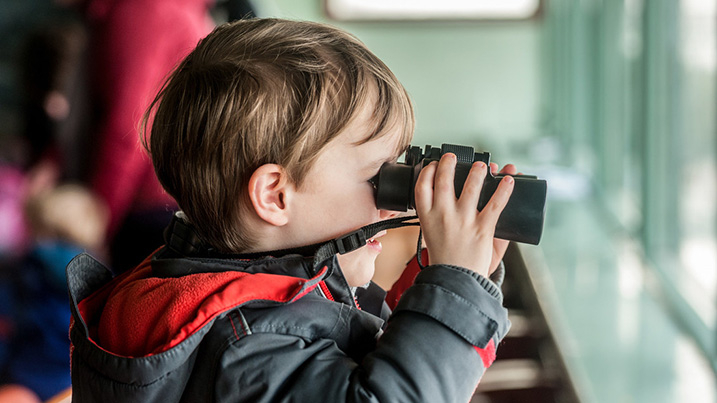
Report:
57,0,215,273
0,20,89,260
0,184,108,402
0,20,106,402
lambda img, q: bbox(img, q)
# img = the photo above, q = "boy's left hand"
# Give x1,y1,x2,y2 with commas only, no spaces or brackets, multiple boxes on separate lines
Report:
488,162,518,276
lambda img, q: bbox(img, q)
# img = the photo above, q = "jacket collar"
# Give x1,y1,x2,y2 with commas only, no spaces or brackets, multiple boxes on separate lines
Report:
152,247,358,307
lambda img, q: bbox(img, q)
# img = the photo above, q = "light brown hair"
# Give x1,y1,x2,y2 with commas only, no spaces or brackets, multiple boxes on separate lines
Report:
143,18,414,253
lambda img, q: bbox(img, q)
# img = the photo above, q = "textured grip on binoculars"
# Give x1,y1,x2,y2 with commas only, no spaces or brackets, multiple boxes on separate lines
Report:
441,144,475,164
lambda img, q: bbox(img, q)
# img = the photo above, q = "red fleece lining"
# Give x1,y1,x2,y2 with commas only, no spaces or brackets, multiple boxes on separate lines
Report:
474,339,496,367
77,257,327,358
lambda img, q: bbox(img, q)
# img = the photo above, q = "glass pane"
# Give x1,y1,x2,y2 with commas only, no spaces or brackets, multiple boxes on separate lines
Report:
676,0,717,327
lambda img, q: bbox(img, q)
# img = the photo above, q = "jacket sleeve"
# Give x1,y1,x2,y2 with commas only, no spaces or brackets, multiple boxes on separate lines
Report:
214,263,510,403
386,249,506,310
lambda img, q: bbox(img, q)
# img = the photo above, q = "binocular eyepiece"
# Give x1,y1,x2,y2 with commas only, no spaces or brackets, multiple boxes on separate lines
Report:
370,144,547,245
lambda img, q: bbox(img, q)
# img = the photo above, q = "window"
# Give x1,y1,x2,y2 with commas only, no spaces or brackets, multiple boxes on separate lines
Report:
542,0,717,368
325,0,542,21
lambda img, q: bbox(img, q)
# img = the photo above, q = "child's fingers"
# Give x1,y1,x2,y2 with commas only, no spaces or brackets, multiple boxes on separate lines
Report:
499,164,517,176
490,162,499,175
457,161,487,211
414,161,438,213
480,175,515,228
432,154,458,208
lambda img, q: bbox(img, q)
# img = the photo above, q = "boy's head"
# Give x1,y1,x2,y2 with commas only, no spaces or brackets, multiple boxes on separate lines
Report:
144,18,414,257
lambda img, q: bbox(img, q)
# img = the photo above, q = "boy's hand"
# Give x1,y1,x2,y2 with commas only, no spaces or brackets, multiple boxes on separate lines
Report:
489,162,518,275
414,153,514,278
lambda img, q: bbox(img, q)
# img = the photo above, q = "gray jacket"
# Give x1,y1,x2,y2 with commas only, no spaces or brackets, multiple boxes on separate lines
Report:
67,245,510,402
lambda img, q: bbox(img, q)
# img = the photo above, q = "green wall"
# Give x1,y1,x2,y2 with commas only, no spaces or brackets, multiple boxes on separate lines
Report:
257,0,542,160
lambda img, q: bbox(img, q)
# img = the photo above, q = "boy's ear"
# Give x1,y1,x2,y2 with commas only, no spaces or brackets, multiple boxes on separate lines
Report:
248,164,293,226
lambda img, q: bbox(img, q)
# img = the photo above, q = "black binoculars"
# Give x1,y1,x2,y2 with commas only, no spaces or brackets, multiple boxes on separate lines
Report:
370,144,547,245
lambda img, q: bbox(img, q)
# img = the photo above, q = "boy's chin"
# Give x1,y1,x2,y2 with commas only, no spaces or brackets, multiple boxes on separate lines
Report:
337,249,377,288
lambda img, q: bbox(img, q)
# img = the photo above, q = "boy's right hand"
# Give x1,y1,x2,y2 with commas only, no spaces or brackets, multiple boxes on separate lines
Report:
414,153,515,278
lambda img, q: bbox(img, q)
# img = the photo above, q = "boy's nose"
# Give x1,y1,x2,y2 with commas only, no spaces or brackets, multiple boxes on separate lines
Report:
378,209,400,220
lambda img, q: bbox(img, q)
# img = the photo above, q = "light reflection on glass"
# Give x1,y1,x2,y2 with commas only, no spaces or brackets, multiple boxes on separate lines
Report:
677,0,717,327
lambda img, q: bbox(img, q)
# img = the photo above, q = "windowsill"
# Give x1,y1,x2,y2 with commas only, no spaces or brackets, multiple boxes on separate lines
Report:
518,196,716,403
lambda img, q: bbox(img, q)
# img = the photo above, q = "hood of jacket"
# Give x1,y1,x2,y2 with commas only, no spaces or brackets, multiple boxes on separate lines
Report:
72,250,333,359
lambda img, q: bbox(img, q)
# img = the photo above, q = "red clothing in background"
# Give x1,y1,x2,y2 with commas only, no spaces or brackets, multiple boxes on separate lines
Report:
86,0,214,235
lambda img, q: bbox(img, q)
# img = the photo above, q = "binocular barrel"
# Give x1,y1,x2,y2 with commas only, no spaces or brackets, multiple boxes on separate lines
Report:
371,144,547,245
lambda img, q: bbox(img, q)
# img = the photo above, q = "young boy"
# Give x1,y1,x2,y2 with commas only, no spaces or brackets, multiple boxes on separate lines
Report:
67,18,516,402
